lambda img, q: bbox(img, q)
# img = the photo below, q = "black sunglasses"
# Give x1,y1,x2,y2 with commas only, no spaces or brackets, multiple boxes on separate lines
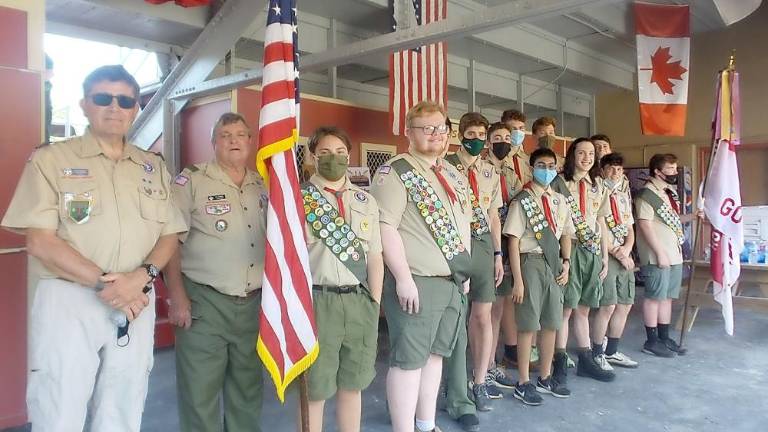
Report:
90,93,137,109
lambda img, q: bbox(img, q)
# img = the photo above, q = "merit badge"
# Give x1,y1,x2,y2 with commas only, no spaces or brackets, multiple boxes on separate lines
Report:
360,220,370,232
143,162,154,173
174,174,189,186
354,191,368,202
215,219,228,232
535,232,542,240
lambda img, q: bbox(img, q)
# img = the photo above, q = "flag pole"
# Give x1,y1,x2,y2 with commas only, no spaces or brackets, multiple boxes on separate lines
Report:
678,51,736,346
299,374,310,432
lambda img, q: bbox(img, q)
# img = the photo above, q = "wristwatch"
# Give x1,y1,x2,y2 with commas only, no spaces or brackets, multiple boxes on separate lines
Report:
493,250,503,257
141,263,160,282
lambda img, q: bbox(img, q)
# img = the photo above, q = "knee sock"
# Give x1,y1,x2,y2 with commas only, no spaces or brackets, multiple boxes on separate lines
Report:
605,337,620,356
658,323,670,340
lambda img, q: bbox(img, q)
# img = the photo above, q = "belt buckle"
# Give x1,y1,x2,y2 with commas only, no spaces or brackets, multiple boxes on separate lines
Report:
338,285,357,294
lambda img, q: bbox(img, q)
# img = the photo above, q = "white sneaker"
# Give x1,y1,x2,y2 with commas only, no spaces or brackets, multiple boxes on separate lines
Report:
595,353,615,371
605,351,639,368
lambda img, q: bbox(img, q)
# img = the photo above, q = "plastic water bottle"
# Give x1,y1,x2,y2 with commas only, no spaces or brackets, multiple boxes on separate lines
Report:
747,241,758,264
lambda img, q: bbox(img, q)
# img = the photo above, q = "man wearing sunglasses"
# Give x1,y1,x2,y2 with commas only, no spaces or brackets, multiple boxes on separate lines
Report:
1,65,187,431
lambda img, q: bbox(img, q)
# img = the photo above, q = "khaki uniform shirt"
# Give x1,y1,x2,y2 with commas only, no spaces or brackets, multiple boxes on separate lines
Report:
1,130,187,277
503,181,573,254
304,175,382,286
448,150,503,221
504,146,531,185
560,172,610,232
171,161,267,296
487,154,523,207
602,176,634,247
371,152,473,277
635,177,683,265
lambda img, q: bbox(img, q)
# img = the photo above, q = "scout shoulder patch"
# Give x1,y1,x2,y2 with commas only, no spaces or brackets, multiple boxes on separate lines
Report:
174,174,189,186
377,165,391,175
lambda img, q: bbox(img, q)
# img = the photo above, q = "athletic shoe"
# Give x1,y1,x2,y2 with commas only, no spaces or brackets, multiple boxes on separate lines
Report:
661,338,688,355
576,351,616,382
605,351,639,368
594,353,615,372
487,367,516,389
552,352,569,386
513,381,543,406
642,340,675,358
471,383,493,411
456,414,480,432
484,380,503,399
536,376,571,398
415,426,443,432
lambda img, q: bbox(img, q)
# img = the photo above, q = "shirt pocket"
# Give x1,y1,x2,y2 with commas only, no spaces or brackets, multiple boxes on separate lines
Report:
59,179,101,223
349,204,373,252
139,186,169,222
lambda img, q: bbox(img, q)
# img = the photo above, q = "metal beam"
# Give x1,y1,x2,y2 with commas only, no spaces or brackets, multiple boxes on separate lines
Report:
328,18,338,99
299,0,618,73
468,60,476,112
128,0,265,148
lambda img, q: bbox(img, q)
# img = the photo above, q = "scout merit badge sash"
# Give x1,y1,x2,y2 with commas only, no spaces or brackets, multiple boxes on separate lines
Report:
635,188,685,245
515,189,563,276
300,183,370,292
390,158,472,287
605,189,629,246
444,154,490,240
551,176,601,255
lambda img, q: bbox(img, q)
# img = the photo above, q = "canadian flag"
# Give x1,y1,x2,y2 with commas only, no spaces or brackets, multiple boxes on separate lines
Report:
635,2,690,136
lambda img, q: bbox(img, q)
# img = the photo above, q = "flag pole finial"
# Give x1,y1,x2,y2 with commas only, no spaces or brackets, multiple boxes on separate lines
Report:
728,49,736,71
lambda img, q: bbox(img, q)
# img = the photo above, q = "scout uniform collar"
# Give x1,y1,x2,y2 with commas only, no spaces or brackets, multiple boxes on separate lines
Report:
648,176,669,192
573,171,595,185
205,161,261,188
308,173,352,191
407,150,441,171
455,148,480,170
508,145,527,159
78,128,144,165
525,179,553,198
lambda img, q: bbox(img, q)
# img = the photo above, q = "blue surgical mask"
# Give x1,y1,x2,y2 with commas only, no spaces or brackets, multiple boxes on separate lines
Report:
533,167,557,186
603,178,617,190
510,129,525,146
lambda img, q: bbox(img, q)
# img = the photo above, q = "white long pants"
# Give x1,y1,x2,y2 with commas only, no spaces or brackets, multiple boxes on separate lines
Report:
27,278,156,432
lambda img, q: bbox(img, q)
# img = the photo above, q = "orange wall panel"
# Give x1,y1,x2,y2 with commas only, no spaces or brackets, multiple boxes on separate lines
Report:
0,6,27,68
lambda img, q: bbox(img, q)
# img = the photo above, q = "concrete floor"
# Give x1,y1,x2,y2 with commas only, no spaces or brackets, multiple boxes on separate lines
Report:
5,305,767,432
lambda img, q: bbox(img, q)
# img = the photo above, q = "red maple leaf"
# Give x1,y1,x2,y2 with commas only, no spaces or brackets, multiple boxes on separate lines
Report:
642,46,688,95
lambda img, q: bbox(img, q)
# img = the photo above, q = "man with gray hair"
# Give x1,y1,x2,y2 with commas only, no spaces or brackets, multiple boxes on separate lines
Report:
166,112,269,431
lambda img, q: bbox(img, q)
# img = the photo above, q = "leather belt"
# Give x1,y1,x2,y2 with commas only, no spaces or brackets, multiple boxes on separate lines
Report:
312,284,362,294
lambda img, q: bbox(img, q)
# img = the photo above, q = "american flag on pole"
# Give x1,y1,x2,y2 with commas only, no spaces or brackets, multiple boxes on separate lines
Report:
389,0,448,135
255,0,318,402
702,66,743,336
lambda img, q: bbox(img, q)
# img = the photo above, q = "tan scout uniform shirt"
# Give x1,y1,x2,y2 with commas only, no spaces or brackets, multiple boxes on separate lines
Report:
449,150,503,221
487,154,523,206
560,172,610,232
304,175,382,286
504,146,531,185
371,152,473,277
503,181,573,254
1,130,187,277
602,176,634,247
635,177,683,265
171,162,267,296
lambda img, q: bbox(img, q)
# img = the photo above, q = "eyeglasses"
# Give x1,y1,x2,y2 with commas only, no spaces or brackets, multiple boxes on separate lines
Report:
90,93,137,109
409,124,450,135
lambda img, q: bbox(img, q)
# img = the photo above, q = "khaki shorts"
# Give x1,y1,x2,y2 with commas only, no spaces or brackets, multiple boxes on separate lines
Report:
600,256,636,306
469,233,496,303
307,288,380,401
515,254,564,332
641,264,682,300
564,243,603,309
383,271,463,370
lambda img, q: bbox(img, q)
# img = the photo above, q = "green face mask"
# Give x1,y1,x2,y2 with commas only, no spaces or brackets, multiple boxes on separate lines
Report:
316,154,349,181
461,138,485,156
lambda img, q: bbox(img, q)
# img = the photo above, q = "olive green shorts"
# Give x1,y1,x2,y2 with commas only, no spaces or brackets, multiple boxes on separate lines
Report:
515,254,564,332
382,271,463,370
600,256,636,306
496,235,513,297
469,233,496,303
564,243,604,309
307,288,380,401
641,264,682,300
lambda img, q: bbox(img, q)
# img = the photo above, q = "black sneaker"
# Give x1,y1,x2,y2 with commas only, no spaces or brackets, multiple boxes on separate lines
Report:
552,352,569,386
642,340,675,358
456,414,480,432
536,376,571,398
576,351,616,382
484,380,503,399
471,383,493,411
487,367,516,389
661,338,688,355
513,381,543,406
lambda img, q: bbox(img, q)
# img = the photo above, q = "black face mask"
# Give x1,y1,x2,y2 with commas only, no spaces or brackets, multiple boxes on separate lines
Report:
492,142,512,160
662,172,679,185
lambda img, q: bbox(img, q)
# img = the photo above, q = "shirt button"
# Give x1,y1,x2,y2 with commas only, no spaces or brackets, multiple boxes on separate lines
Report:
250,263,254,268
251,243,254,247
248,282,251,286
244,206,248,211
248,224,252,229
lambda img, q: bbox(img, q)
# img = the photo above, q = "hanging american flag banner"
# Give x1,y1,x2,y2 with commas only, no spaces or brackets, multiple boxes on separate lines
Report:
389,0,448,135
255,0,318,402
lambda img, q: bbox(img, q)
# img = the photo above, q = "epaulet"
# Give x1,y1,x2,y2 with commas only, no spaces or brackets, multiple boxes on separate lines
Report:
152,151,165,161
